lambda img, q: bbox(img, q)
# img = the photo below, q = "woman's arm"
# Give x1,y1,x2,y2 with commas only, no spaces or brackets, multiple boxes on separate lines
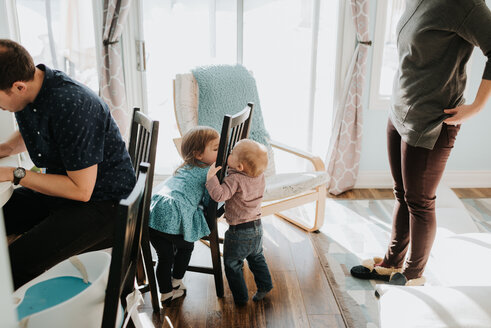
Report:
445,2,491,125
444,79,491,124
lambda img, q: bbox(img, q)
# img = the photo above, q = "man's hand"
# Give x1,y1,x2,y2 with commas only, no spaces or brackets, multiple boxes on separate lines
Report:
0,167,14,182
207,162,222,181
0,131,27,158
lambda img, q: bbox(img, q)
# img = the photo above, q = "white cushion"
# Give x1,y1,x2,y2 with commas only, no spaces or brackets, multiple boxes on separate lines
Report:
379,286,491,328
263,171,328,202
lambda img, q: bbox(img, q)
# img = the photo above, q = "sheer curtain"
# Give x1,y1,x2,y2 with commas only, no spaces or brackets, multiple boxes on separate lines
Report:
325,0,371,195
100,0,132,138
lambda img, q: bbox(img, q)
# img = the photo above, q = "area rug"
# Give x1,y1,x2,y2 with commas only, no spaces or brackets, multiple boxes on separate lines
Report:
309,197,491,328
309,199,392,328
461,198,491,233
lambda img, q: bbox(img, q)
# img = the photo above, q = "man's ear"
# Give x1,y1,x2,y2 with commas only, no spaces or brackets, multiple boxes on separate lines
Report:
12,82,27,94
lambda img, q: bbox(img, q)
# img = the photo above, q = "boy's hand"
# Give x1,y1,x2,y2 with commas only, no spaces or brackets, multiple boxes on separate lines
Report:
207,162,222,181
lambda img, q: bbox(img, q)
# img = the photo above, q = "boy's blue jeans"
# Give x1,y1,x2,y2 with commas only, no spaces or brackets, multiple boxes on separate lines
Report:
223,220,273,303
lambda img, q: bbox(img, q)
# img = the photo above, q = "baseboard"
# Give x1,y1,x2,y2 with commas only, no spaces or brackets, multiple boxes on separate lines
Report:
355,170,491,188
441,170,491,188
354,171,393,188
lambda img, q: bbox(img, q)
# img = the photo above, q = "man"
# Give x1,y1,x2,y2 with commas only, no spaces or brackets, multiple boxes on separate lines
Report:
0,39,136,289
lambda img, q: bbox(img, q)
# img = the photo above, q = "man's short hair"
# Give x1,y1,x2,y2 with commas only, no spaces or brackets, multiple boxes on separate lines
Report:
0,39,35,91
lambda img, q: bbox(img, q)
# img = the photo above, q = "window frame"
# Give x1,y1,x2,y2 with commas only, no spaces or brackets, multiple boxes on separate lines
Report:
368,0,391,111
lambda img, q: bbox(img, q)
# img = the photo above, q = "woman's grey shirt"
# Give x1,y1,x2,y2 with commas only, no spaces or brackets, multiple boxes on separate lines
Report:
391,0,491,149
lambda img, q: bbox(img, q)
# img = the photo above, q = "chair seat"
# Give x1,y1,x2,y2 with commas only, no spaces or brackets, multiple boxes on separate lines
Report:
264,172,328,202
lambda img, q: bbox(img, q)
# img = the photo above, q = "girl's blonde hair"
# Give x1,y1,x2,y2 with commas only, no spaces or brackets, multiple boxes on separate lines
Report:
175,126,219,174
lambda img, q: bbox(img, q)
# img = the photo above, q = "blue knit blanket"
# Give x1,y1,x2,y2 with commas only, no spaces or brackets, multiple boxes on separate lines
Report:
192,65,270,146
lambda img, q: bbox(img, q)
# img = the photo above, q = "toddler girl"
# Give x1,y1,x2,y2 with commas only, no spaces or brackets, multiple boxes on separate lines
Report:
149,126,219,304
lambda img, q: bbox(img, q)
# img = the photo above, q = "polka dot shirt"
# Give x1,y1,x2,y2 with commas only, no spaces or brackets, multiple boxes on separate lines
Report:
15,64,136,201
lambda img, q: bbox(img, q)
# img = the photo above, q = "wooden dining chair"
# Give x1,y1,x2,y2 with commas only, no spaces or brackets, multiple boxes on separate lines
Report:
101,163,149,328
185,103,254,298
127,108,160,313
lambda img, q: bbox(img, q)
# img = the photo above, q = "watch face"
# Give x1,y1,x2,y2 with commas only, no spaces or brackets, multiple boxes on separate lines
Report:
14,167,26,179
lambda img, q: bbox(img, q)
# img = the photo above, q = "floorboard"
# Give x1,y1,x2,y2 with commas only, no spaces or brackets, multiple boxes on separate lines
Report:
139,188,490,327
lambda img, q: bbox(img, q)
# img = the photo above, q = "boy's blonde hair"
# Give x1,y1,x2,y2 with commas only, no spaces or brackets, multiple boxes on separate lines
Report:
176,126,219,173
234,139,268,177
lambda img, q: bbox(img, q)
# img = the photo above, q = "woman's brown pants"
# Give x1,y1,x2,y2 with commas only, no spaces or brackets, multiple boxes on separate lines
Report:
384,119,460,279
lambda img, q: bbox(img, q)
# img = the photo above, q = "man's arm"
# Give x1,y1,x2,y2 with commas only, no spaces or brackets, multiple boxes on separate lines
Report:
0,164,97,202
0,131,27,158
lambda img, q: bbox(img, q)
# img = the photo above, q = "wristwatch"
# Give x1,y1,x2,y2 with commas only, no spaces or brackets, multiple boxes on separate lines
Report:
13,167,26,185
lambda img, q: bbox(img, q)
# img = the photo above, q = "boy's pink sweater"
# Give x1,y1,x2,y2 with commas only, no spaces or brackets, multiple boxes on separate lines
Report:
205,169,265,226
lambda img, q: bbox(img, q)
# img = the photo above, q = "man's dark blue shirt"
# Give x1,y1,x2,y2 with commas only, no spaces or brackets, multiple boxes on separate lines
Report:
15,64,136,201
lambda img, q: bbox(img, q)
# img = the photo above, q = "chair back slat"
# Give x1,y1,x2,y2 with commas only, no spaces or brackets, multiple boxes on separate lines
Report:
127,108,159,223
101,163,149,328
135,127,150,176
129,109,159,177
206,103,254,222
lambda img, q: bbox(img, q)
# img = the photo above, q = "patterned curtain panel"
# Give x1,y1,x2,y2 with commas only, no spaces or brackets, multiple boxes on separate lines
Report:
101,0,132,139
325,0,371,195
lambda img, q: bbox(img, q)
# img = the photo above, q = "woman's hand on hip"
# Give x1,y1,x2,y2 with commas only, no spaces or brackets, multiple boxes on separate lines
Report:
443,103,481,126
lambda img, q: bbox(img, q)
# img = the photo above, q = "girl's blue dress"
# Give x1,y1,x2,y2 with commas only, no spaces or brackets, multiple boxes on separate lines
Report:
149,165,211,242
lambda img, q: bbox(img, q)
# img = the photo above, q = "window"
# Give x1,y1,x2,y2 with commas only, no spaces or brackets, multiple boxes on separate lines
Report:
15,0,99,92
369,0,405,110
243,0,339,162
140,0,339,174
141,0,237,174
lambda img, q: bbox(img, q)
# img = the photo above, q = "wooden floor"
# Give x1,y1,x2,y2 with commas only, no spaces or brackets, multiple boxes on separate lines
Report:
138,188,491,327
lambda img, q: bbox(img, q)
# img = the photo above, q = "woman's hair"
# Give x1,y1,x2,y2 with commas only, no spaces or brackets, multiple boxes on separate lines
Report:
0,39,36,92
175,126,219,174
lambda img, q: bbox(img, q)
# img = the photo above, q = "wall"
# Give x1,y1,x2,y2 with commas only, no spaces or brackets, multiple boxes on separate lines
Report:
0,111,16,142
356,0,491,188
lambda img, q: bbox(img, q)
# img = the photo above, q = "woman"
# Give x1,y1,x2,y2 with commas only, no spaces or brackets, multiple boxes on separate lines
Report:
351,0,491,286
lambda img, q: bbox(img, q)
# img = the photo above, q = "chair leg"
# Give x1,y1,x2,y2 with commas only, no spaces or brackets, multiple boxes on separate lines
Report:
312,186,326,232
274,187,327,232
136,254,146,285
208,224,224,298
141,234,161,313
200,239,224,256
